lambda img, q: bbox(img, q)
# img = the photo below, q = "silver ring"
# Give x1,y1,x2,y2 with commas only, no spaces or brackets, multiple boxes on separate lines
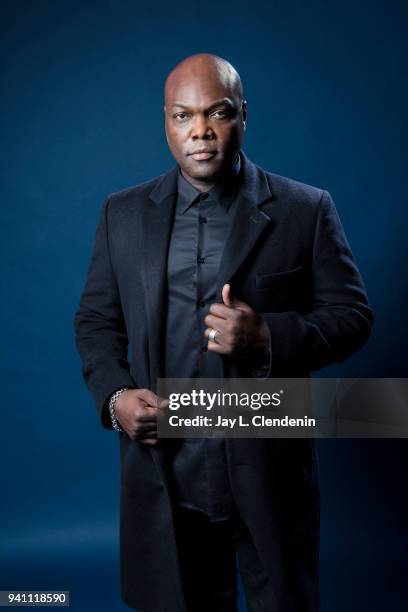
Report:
208,328,219,343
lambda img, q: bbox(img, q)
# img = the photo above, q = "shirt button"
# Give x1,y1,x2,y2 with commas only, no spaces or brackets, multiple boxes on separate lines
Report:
199,216,207,224
197,257,205,264
199,193,209,200
198,300,205,308
201,345,207,352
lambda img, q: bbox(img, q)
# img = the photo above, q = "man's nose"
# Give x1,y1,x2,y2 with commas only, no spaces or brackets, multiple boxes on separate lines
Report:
191,114,214,139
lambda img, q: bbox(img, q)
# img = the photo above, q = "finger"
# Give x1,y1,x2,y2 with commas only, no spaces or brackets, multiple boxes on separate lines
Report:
208,303,234,318
137,388,161,407
221,284,250,311
140,438,160,446
222,283,232,307
135,422,158,434
204,314,230,332
141,428,158,439
207,341,229,354
137,406,161,422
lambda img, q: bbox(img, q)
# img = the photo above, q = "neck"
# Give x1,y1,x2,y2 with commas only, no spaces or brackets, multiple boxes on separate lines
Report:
180,169,215,192
180,153,240,192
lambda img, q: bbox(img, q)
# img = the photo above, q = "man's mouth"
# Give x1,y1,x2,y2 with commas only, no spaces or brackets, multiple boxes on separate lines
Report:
189,150,217,161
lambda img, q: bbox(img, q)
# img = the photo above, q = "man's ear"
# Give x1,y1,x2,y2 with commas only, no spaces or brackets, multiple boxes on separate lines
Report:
242,100,248,129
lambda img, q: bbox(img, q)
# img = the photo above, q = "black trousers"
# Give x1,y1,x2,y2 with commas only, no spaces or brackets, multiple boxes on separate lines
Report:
172,505,276,612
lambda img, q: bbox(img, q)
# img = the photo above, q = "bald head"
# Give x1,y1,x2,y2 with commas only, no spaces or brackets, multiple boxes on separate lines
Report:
164,54,243,104
164,53,247,190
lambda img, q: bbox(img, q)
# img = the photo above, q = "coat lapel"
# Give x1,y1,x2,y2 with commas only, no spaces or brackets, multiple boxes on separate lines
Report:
215,152,275,300
141,167,178,387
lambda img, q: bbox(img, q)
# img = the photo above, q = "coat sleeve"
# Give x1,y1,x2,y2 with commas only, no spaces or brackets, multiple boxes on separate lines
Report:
74,197,136,428
260,190,374,375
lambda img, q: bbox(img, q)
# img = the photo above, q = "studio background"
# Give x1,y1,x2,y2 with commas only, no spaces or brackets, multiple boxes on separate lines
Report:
1,1,407,610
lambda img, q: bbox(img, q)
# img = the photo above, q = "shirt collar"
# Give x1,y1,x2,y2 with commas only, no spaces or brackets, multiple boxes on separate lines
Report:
177,153,242,214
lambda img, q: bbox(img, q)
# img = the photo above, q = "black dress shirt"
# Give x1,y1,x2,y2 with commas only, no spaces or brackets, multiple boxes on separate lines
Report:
164,155,241,521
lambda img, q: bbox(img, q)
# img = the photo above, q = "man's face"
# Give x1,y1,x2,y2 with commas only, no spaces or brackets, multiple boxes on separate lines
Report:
164,72,246,185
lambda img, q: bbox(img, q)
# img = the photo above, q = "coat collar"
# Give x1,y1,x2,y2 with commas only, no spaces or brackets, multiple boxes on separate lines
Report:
176,153,241,214
148,150,274,209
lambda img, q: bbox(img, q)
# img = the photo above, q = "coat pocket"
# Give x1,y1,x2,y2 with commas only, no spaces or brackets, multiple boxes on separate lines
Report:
255,265,304,289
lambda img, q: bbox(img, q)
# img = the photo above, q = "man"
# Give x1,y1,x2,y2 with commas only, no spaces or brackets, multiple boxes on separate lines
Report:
74,54,373,612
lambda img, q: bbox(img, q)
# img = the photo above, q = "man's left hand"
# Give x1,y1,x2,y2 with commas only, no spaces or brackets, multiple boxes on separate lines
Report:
204,284,270,357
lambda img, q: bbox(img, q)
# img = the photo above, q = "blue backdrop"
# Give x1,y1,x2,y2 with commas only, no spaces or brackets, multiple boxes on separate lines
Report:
1,1,407,610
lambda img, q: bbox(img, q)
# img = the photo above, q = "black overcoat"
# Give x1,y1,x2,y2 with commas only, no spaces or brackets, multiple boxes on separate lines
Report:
74,152,373,612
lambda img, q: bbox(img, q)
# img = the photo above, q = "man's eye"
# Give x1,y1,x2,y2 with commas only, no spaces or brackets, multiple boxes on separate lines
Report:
173,113,189,121
210,110,229,119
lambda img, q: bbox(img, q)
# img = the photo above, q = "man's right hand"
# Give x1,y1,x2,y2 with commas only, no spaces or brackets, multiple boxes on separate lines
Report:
114,388,169,446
